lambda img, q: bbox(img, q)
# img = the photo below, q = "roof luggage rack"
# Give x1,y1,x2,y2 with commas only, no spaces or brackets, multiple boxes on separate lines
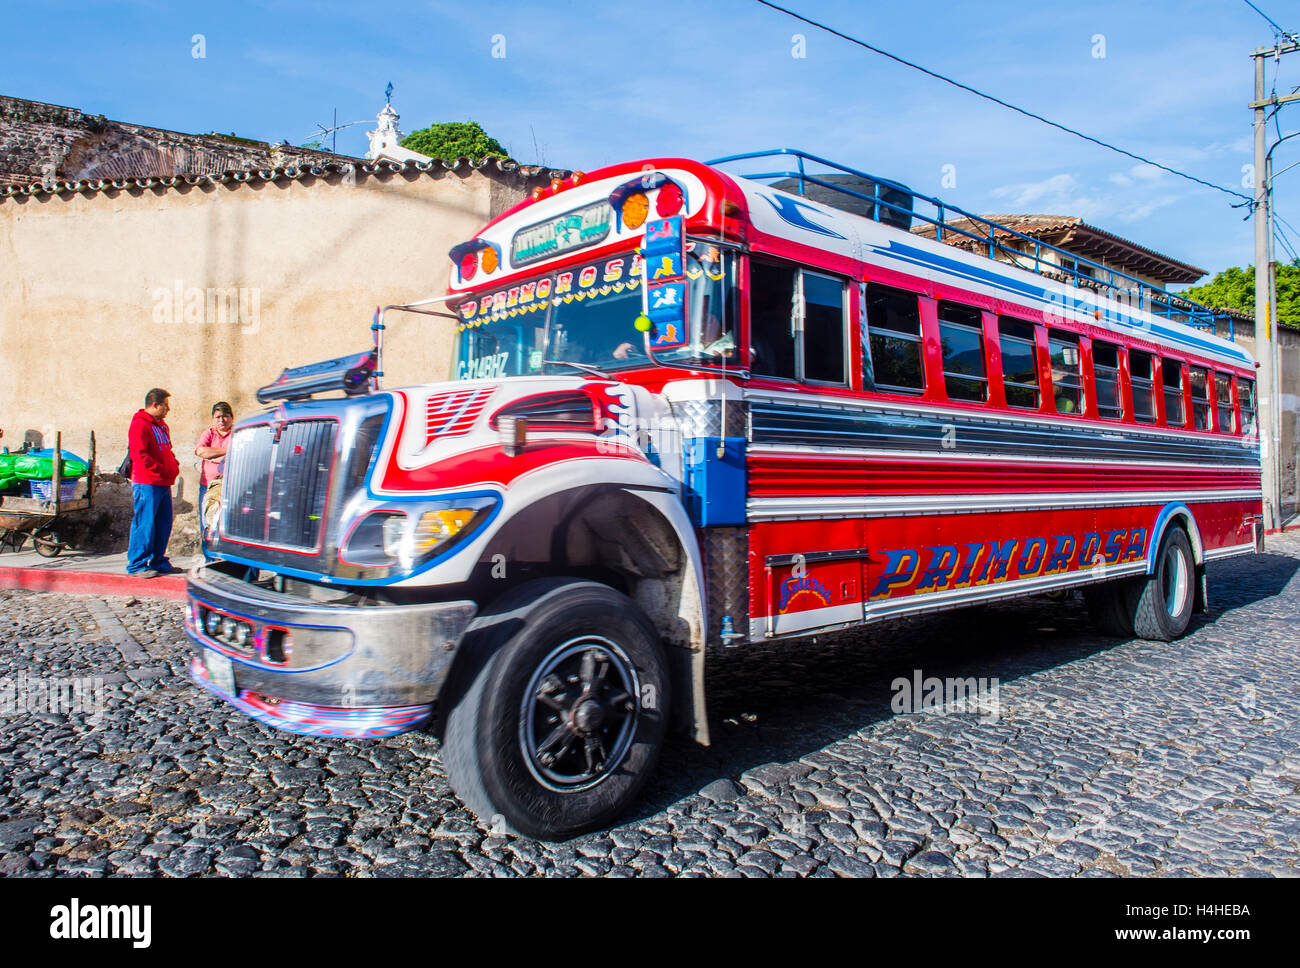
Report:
708,149,1237,341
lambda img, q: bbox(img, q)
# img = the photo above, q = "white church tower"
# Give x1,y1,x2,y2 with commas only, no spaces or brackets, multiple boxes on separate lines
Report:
365,85,430,164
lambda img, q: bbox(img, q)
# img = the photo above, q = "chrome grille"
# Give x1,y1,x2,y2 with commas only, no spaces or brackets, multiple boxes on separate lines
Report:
224,426,273,542
223,420,337,551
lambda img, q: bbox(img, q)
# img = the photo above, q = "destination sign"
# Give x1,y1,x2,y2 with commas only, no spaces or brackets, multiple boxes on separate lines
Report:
511,200,613,267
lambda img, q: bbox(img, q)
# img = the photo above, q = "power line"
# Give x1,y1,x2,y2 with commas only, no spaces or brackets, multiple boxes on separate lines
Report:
1275,223,1298,262
1274,210,1300,253
754,0,1255,206
1242,0,1300,45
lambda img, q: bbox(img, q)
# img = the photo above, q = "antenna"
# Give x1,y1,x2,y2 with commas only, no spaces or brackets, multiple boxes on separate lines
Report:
303,109,368,154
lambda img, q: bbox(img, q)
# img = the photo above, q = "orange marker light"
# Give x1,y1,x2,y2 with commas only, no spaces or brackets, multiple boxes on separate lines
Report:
480,246,499,274
622,192,649,230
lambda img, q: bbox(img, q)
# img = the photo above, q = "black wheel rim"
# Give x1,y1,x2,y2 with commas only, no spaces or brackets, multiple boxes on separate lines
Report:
519,636,640,792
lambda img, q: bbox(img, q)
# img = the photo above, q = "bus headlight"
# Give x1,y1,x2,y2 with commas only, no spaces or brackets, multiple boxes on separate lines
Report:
381,509,477,558
340,500,496,573
381,514,408,558
413,509,477,553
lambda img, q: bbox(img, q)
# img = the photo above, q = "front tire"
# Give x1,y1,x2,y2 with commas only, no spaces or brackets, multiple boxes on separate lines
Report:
443,579,670,840
1127,526,1195,641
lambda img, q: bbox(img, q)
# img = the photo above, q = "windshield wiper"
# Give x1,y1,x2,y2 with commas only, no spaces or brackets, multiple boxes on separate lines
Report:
542,360,611,379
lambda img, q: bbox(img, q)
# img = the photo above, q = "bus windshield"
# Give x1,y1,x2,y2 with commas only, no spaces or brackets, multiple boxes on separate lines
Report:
453,243,737,381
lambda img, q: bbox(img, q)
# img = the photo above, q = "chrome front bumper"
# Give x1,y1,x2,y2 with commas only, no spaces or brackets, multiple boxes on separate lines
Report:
185,566,477,736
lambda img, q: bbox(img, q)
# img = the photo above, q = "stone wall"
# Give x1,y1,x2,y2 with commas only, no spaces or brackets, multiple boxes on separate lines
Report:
0,157,560,555
0,95,341,189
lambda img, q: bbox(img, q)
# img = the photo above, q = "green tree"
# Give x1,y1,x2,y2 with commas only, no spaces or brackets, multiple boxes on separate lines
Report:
1181,260,1300,328
399,121,507,161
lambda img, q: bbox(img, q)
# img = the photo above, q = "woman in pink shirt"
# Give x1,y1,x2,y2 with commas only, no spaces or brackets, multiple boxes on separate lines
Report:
196,401,233,530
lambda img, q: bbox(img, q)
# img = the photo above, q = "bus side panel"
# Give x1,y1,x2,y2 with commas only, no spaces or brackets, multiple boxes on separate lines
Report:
747,518,865,639
860,498,1260,615
863,507,1141,607
746,497,1260,636
1184,498,1261,557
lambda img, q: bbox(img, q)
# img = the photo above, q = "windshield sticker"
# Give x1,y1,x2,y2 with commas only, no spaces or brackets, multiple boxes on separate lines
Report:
457,351,510,381
459,255,643,327
511,201,614,267
643,216,689,351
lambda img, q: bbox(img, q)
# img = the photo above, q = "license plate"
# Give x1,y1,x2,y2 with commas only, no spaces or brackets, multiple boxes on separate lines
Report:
205,649,236,697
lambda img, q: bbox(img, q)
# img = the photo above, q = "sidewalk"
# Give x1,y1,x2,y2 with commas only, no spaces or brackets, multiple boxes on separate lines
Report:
0,548,201,601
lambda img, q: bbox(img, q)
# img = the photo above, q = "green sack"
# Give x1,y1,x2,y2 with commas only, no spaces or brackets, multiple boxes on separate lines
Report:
0,474,19,493
0,454,15,476
11,455,88,480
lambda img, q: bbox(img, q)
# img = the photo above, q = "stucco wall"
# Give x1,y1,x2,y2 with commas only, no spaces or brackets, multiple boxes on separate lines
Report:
0,162,546,551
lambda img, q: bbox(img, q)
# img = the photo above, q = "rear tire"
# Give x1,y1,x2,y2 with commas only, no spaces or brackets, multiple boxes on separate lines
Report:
1083,581,1137,637
443,579,670,840
1127,526,1195,641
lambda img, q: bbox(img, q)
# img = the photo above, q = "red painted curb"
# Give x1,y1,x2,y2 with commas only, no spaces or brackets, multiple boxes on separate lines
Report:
0,565,187,601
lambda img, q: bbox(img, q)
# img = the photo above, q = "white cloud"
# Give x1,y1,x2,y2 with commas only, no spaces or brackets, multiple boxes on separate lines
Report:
1116,193,1182,223
988,173,1112,219
991,173,1080,208
1110,163,1168,187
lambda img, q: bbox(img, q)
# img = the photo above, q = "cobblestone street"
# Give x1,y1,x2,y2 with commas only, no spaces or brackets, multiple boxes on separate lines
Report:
1,533,1298,878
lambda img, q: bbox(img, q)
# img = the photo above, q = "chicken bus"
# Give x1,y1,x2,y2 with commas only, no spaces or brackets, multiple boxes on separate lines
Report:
186,149,1262,839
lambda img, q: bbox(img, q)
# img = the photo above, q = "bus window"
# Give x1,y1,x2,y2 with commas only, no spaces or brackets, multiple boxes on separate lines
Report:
750,260,798,380
1239,377,1257,434
1093,340,1123,419
865,284,924,393
1162,359,1186,427
1130,349,1156,422
802,271,846,384
1215,372,1235,433
1049,330,1083,415
998,317,1040,409
1190,367,1211,431
937,302,986,402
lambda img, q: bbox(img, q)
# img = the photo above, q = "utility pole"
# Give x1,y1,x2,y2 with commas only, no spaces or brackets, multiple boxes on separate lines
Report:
1250,41,1300,530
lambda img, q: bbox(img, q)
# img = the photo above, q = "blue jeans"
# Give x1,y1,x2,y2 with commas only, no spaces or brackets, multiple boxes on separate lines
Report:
127,483,173,574
198,483,207,532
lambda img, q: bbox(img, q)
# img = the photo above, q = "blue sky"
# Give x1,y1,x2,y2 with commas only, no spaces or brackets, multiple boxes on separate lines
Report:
3,0,1298,282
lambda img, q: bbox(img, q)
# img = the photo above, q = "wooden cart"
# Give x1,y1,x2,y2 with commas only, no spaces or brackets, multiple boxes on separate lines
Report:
0,431,97,558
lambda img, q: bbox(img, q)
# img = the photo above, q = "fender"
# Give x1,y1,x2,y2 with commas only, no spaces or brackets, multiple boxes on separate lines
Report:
390,450,712,745
388,450,679,584
1146,501,1205,575
618,485,710,746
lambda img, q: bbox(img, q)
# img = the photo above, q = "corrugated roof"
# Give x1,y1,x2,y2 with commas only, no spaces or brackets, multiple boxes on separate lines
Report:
0,155,571,201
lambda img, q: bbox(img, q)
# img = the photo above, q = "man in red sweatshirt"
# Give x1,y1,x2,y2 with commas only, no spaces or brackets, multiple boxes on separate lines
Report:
126,388,180,576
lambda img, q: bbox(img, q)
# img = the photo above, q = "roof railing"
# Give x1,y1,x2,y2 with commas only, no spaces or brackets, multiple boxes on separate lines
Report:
707,149,1235,341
